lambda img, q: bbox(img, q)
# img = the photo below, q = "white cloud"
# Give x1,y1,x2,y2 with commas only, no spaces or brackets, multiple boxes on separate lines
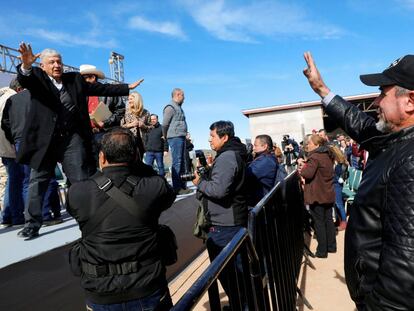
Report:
128,16,187,39
396,0,414,8
26,29,117,49
180,0,345,42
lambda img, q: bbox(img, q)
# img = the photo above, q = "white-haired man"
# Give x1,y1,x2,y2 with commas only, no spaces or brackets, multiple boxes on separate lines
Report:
15,42,143,239
303,52,414,310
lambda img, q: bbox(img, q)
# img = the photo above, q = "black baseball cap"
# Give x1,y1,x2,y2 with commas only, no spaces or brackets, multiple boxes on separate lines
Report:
360,55,414,90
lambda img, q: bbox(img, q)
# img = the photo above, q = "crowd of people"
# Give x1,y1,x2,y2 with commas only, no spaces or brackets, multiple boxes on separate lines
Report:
0,42,413,310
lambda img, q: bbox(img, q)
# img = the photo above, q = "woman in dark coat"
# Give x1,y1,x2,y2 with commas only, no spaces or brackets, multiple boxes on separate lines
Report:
298,134,336,258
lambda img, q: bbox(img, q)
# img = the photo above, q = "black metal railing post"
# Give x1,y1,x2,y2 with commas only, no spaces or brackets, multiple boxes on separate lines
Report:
172,170,309,311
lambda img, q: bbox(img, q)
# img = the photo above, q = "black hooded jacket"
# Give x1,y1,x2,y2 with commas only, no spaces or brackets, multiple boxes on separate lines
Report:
197,137,248,227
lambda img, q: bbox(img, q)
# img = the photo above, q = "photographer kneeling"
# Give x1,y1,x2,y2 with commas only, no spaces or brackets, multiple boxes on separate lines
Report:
192,120,248,306
67,128,176,311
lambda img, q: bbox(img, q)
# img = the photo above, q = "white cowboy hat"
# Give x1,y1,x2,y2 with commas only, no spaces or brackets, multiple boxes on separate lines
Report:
79,64,105,79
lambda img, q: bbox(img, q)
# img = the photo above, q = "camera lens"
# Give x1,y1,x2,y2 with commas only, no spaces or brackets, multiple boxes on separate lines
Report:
180,173,196,182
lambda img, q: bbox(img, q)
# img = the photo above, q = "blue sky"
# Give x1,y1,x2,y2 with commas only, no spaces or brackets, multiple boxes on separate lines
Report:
1,0,414,148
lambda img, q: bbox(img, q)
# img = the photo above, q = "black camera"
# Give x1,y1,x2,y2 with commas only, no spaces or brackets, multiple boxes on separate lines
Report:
180,150,209,182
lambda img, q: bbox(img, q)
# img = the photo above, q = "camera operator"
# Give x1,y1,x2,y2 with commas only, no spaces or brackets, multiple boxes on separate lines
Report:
282,134,299,173
192,120,248,306
67,128,176,310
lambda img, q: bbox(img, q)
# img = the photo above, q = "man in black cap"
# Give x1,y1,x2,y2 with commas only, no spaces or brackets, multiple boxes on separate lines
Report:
303,52,414,310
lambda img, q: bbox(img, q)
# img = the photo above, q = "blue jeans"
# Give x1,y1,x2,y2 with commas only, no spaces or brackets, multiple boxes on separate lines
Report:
167,137,186,191
334,182,346,221
86,289,172,311
145,151,165,177
1,157,24,224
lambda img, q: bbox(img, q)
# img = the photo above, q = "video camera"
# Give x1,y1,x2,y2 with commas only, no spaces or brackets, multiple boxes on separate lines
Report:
180,150,209,182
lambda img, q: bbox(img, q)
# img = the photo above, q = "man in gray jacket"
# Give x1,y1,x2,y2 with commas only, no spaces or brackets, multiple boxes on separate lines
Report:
192,120,248,306
163,88,191,194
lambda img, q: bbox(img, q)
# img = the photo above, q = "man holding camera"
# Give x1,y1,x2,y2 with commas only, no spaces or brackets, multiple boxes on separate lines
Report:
192,120,248,304
67,128,176,310
282,134,299,173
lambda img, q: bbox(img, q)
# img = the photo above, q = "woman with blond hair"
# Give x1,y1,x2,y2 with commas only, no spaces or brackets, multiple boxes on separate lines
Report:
330,145,349,230
121,92,152,159
298,134,336,258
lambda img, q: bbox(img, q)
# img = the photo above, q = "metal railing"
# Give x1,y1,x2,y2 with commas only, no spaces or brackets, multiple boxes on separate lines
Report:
0,43,118,83
171,228,265,311
172,171,308,310
249,171,306,310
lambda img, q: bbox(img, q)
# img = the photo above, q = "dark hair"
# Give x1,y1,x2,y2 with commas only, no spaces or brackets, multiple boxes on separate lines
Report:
255,134,273,151
100,128,137,164
209,120,234,138
150,114,158,119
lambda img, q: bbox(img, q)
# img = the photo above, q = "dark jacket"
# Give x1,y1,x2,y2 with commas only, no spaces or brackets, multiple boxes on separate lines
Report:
246,152,279,205
67,165,176,304
2,89,31,143
197,137,248,227
144,122,166,152
16,65,129,170
300,145,335,205
326,95,414,310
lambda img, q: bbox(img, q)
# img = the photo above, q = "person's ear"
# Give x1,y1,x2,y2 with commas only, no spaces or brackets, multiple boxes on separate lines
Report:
223,134,229,143
98,151,106,169
406,91,414,113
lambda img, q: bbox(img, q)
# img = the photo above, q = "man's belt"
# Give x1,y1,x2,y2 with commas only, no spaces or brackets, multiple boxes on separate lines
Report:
81,258,158,277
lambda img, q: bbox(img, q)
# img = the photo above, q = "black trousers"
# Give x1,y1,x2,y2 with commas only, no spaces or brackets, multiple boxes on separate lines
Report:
25,133,94,229
310,203,337,255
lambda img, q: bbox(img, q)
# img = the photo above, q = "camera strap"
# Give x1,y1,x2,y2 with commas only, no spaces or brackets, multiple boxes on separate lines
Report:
80,172,149,239
92,172,146,219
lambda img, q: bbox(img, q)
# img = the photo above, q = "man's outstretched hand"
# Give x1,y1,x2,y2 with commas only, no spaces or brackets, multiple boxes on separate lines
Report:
128,78,144,90
303,52,330,98
18,42,40,70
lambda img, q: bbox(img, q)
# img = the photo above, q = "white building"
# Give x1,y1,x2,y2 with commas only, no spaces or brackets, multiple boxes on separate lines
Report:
242,92,379,146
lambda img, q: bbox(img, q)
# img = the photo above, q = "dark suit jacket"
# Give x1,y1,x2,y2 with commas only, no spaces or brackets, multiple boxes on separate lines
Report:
16,64,129,170
2,89,31,144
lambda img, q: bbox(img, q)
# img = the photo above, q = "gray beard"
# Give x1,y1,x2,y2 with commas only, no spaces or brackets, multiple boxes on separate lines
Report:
375,119,393,133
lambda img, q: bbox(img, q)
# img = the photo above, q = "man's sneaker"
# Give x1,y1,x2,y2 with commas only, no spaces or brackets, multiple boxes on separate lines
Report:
17,227,39,240
43,218,64,227
177,188,193,195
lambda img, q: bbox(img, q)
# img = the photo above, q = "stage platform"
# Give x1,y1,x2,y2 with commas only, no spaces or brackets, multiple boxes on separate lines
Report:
0,187,205,311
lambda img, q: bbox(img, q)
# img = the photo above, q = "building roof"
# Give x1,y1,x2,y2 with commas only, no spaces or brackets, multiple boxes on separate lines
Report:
242,92,379,117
